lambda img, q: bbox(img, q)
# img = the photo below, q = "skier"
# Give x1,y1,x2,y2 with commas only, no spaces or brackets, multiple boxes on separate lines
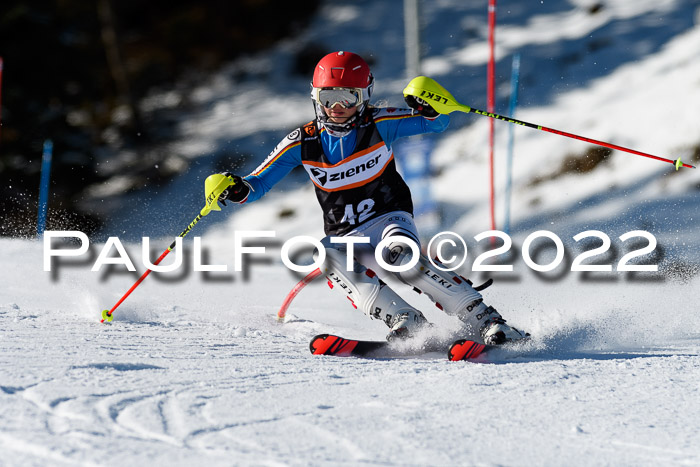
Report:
218,51,527,345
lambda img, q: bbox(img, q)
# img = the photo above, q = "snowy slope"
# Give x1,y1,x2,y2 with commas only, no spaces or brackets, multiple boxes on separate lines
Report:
3,0,700,465
2,238,699,466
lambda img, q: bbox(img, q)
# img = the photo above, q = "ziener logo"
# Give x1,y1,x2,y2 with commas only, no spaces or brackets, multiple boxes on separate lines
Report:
309,167,328,186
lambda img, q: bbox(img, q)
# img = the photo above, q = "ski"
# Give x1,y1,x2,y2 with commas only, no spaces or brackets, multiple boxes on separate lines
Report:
309,334,389,357
309,333,499,361
447,339,493,361
447,336,532,361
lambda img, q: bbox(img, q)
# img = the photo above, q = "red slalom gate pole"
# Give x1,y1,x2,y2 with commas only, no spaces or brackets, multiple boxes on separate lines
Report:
276,268,322,322
487,0,497,236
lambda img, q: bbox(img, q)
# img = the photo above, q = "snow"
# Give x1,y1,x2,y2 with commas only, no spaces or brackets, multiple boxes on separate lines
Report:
3,0,700,465
3,238,700,465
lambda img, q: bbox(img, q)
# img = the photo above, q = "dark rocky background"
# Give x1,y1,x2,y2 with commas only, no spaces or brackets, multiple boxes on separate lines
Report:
0,0,320,237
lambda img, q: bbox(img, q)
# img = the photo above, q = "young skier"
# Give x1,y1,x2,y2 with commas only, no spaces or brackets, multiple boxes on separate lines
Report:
218,51,527,345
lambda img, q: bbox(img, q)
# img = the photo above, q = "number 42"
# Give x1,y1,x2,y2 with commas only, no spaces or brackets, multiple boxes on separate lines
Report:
342,199,376,226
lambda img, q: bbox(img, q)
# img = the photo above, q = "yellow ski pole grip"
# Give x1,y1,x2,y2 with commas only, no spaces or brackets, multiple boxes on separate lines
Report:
201,173,236,216
403,76,472,115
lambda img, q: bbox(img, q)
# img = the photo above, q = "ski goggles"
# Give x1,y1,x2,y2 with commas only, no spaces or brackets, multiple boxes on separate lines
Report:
313,87,364,109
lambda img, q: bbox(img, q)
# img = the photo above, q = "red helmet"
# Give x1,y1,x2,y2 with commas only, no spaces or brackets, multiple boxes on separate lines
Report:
311,51,374,133
312,51,373,89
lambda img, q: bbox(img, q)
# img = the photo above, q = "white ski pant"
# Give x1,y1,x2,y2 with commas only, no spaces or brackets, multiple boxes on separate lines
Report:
318,211,495,335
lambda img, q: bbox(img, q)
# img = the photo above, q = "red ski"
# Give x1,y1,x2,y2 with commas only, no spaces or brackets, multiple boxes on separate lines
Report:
309,334,389,357
447,339,492,361
309,333,499,361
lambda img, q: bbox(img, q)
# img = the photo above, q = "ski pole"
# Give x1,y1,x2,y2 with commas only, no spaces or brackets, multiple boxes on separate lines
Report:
404,76,695,170
100,173,235,323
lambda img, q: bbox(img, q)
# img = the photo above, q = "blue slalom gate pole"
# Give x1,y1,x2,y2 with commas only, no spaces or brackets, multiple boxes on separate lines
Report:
503,53,520,236
37,139,53,236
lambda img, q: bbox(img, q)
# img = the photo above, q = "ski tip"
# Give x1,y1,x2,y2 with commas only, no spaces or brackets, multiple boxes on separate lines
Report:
447,339,487,361
309,334,333,355
309,334,365,356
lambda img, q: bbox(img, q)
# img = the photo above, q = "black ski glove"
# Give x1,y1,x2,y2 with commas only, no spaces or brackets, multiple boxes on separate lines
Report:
404,95,439,118
218,172,250,205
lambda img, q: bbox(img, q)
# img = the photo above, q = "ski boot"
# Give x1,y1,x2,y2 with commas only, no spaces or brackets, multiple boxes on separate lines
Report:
386,308,429,341
480,312,529,346
321,246,428,341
